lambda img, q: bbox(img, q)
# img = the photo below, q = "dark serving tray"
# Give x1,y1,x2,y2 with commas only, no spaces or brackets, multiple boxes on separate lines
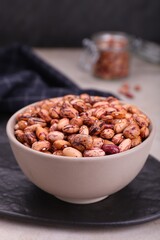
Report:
0,114,160,227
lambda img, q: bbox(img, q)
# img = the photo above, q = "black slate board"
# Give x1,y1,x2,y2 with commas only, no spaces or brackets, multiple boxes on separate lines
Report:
0,114,160,227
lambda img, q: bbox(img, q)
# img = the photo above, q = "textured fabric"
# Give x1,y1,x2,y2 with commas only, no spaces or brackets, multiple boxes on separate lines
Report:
0,44,115,113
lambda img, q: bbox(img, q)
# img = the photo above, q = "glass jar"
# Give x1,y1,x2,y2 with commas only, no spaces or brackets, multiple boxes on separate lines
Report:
81,32,130,80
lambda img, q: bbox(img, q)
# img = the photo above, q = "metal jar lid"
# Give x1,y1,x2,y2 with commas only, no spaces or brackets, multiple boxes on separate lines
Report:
91,32,129,51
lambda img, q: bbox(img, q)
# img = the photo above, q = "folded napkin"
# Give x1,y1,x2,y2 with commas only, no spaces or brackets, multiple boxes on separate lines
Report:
0,44,115,113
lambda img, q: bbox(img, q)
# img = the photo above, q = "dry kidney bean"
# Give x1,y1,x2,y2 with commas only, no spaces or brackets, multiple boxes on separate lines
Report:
53,140,71,150
112,133,124,145
100,128,115,139
63,147,82,157
47,131,64,142
57,118,70,130
131,136,142,148
79,125,89,135
92,137,104,148
70,134,93,152
62,124,79,134
140,126,150,139
123,124,140,139
36,126,48,140
14,94,151,157
119,139,132,152
15,130,24,143
32,140,51,152
102,144,120,155
83,148,105,157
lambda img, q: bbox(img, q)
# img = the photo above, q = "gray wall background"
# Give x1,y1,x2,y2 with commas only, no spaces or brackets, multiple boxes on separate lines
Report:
0,0,160,47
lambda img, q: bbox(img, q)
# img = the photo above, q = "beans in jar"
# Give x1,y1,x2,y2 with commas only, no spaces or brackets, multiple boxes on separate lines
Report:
92,32,130,79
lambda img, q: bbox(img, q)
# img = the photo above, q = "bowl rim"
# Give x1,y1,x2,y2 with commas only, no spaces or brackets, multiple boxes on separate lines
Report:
6,99,156,163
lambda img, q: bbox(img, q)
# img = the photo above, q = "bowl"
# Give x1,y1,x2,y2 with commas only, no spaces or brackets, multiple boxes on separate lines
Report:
6,100,155,204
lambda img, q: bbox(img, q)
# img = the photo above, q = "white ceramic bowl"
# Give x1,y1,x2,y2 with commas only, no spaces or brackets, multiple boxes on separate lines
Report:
6,103,155,204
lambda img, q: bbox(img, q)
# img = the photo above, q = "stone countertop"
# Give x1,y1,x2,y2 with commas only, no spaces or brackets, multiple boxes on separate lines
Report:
0,48,160,239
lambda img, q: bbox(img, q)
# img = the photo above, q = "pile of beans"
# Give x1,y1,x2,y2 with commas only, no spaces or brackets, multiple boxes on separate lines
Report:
93,35,129,79
14,94,150,157
94,50,129,79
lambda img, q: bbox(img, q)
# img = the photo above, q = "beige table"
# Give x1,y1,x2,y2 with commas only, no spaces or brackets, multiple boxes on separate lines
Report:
0,48,160,239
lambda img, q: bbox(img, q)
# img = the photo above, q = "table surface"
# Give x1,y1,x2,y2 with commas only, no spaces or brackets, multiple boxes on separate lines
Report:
0,48,160,239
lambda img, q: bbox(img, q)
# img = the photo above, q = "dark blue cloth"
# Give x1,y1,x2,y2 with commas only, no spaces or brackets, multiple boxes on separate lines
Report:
0,44,116,113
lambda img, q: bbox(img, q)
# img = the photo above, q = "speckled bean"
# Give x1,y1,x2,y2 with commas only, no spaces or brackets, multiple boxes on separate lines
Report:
112,133,124,145
47,131,64,142
62,124,79,134
119,139,132,152
140,126,150,139
114,119,129,133
131,136,142,148
123,124,140,139
36,126,48,140
71,134,93,152
83,148,105,157
100,128,115,139
92,137,104,148
53,140,71,150
57,118,70,130
32,140,51,152
63,147,82,157
60,107,78,118
79,125,89,135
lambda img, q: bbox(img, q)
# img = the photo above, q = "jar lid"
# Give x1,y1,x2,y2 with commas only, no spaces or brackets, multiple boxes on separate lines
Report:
92,32,129,50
